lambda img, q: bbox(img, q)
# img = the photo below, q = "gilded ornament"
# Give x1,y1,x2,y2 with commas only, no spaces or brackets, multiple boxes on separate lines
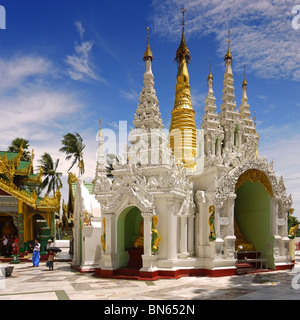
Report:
151,216,161,253
208,205,216,242
235,169,273,196
101,217,106,252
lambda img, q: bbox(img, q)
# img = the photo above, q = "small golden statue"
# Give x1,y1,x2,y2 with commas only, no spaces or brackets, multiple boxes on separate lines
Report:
83,210,91,226
133,220,144,248
151,216,161,253
101,218,106,252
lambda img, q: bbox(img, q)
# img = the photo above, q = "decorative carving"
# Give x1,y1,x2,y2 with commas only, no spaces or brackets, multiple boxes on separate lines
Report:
151,216,161,253
235,169,273,196
208,205,216,242
82,210,91,226
213,157,283,207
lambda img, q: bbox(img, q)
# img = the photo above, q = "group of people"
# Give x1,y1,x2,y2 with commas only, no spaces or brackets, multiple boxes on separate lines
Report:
29,239,56,270
1,235,18,258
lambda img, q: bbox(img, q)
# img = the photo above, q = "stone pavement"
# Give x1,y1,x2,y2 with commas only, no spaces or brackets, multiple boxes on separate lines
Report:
0,258,300,301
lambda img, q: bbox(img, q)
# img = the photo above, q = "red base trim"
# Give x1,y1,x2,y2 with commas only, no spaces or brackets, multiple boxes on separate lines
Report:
75,262,295,280
275,263,294,271
92,266,237,280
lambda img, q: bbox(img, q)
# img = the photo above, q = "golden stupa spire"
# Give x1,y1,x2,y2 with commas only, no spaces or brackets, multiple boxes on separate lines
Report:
225,30,233,61
174,7,191,66
143,27,153,62
208,59,213,80
242,64,247,87
169,7,197,171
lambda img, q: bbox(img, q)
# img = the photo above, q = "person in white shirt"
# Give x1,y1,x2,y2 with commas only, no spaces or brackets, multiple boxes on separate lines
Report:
1,236,8,257
31,239,41,267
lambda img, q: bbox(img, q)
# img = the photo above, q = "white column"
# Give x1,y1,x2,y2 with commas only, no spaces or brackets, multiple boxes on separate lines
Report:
72,210,81,267
187,214,195,254
104,213,114,254
142,212,153,256
179,214,188,257
227,194,236,236
167,202,177,260
214,205,221,239
270,197,278,236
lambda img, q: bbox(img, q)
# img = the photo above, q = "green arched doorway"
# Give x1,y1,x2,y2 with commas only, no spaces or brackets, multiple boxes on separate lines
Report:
117,206,143,268
234,170,274,269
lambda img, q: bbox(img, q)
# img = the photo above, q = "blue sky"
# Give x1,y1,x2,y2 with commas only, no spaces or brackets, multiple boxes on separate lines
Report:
0,0,299,219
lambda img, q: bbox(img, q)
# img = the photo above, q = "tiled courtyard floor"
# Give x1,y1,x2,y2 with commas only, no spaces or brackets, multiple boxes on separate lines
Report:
0,260,300,301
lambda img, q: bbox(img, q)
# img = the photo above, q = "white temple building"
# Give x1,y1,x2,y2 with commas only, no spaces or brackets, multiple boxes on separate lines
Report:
72,14,294,279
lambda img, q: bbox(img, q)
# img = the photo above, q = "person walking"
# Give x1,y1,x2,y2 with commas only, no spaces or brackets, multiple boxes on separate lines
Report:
31,239,41,267
1,236,8,257
47,249,55,271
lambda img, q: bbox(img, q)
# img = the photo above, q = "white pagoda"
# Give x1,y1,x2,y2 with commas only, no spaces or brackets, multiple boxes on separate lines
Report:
72,12,294,279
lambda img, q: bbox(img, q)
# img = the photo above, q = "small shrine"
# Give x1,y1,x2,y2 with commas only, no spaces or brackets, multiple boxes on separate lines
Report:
72,10,294,279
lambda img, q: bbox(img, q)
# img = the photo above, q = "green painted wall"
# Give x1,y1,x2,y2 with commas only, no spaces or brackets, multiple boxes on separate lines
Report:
235,180,274,269
117,206,142,267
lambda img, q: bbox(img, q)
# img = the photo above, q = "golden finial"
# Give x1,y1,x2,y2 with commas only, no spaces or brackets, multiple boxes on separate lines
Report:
225,29,233,61
175,7,191,66
253,110,257,127
143,27,153,62
98,117,104,140
181,7,186,28
208,59,213,80
242,64,247,87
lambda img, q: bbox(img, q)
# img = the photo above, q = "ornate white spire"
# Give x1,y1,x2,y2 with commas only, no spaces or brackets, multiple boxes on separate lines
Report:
239,66,256,141
128,28,170,166
96,118,105,166
219,30,239,148
201,62,223,158
93,118,112,193
133,27,163,131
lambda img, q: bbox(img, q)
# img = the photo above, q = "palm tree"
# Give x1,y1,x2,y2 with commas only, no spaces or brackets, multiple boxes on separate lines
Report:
8,137,31,161
38,152,63,195
59,133,85,177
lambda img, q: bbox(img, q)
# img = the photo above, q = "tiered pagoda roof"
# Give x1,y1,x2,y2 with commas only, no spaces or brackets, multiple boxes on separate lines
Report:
0,147,60,212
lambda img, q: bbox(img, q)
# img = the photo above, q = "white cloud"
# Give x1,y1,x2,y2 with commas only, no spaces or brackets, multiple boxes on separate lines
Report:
0,55,53,91
65,21,107,84
75,21,85,40
119,89,139,101
260,131,300,219
151,0,300,80
108,121,119,130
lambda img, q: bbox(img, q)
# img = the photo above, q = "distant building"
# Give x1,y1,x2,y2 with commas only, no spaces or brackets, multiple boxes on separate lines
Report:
0,147,60,254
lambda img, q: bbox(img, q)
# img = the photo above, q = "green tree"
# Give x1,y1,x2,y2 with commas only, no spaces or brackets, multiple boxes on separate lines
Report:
8,137,31,161
59,133,85,177
38,152,63,195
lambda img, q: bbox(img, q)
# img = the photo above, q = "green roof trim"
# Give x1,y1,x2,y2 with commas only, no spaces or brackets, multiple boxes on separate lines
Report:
0,151,19,161
71,182,94,197
17,161,30,170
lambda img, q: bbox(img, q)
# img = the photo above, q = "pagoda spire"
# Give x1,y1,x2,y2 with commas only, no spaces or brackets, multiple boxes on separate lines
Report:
219,30,239,149
170,7,197,170
133,27,163,131
239,65,256,141
201,62,223,159
129,28,171,166
96,118,105,167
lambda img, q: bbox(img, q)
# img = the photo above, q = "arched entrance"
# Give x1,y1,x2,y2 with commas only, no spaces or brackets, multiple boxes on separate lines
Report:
0,214,17,238
234,169,274,269
117,206,143,268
